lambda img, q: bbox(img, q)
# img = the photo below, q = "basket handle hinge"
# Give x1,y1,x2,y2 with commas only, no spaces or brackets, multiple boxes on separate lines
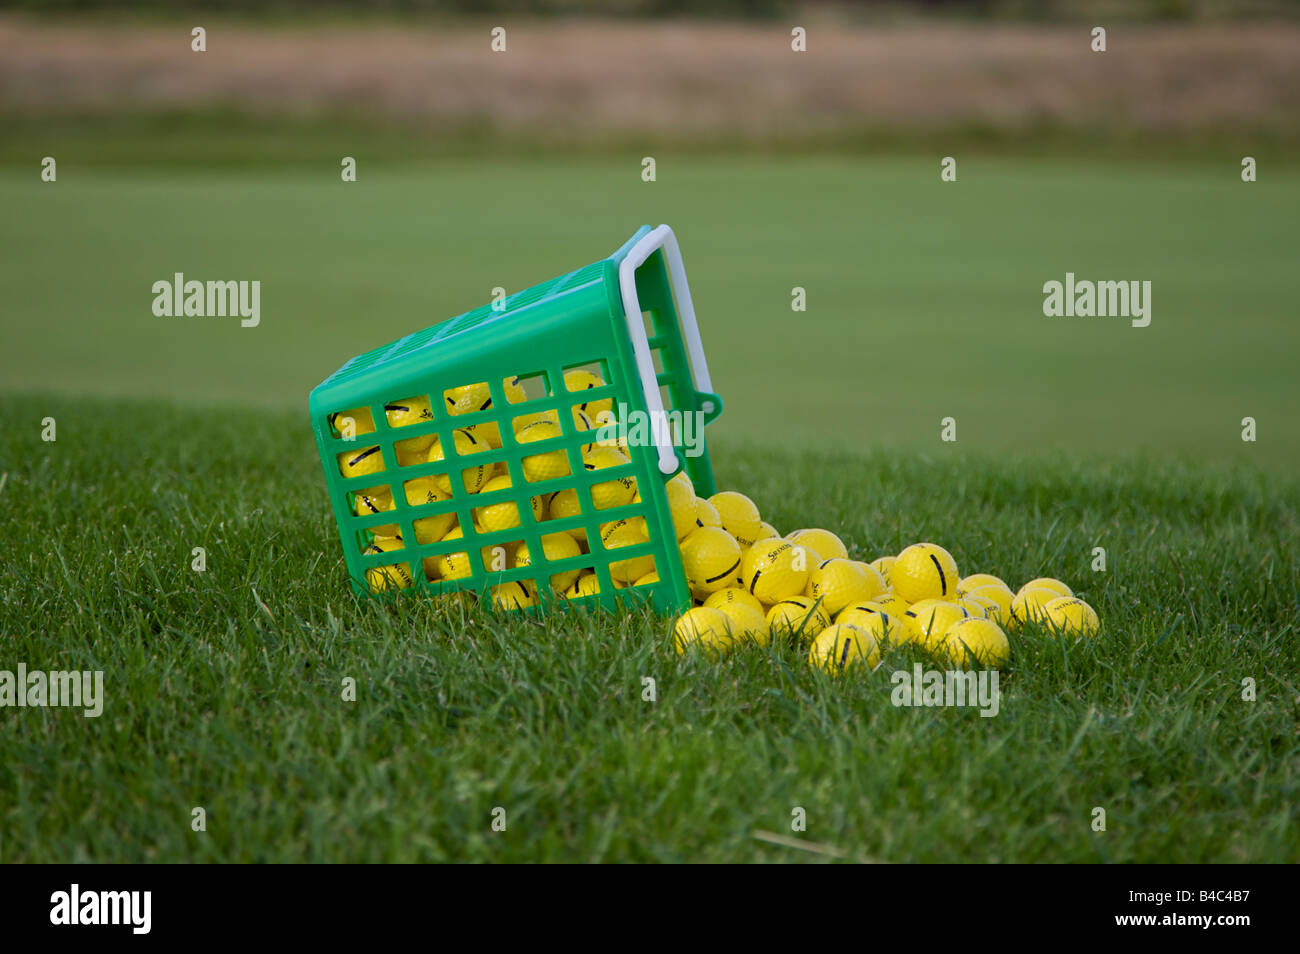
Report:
617,224,715,477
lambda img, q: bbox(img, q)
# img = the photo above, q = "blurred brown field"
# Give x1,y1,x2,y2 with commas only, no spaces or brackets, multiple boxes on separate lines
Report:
3,14,1299,143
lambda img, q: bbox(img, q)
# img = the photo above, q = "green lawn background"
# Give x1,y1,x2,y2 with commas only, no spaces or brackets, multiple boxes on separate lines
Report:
2,155,1296,467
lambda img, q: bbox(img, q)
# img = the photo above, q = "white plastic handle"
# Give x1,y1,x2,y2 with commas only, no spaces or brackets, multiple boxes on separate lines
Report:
617,224,715,476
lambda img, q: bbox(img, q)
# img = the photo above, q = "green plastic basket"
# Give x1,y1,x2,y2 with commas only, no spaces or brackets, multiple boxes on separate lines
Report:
309,224,724,614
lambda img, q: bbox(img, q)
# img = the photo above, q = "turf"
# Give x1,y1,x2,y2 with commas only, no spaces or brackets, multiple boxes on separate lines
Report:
1,393,1296,863
2,155,1297,468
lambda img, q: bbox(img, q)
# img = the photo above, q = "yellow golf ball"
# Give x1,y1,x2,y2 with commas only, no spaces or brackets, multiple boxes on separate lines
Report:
765,595,832,643
739,538,813,604
809,622,881,674
563,572,602,600
944,617,1011,669
544,487,587,545
394,438,431,467
583,445,637,511
693,497,722,529
866,591,910,616
704,587,765,616
786,528,848,561
441,382,503,447
672,606,735,657
563,368,613,421
362,537,414,592
869,555,896,586
1042,596,1101,638
330,406,375,438
667,478,699,540
427,428,496,495
678,526,742,599
513,532,583,592
715,602,770,648
443,381,494,416
959,594,999,620
905,599,970,651
956,573,1009,597
489,579,537,611
401,475,454,539
891,543,959,603
805,558,879,617
353,485,397,537
835,605,909,648
1018,577,1074,600
501,375,529,405
851,561,889,596
709,491,763,547
429,525,473,581
518,420,571,484
1010,585,1062,630
965,583,1013,628
383,394,435,441
472,473,543,533
338,444,385,479
668,470,695,497
601,518,654,584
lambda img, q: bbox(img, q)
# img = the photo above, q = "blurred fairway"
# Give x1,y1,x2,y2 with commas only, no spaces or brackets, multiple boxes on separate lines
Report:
2,154,1297,466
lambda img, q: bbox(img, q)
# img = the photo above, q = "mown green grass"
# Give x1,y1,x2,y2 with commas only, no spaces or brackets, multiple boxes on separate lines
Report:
1,393,1296,862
